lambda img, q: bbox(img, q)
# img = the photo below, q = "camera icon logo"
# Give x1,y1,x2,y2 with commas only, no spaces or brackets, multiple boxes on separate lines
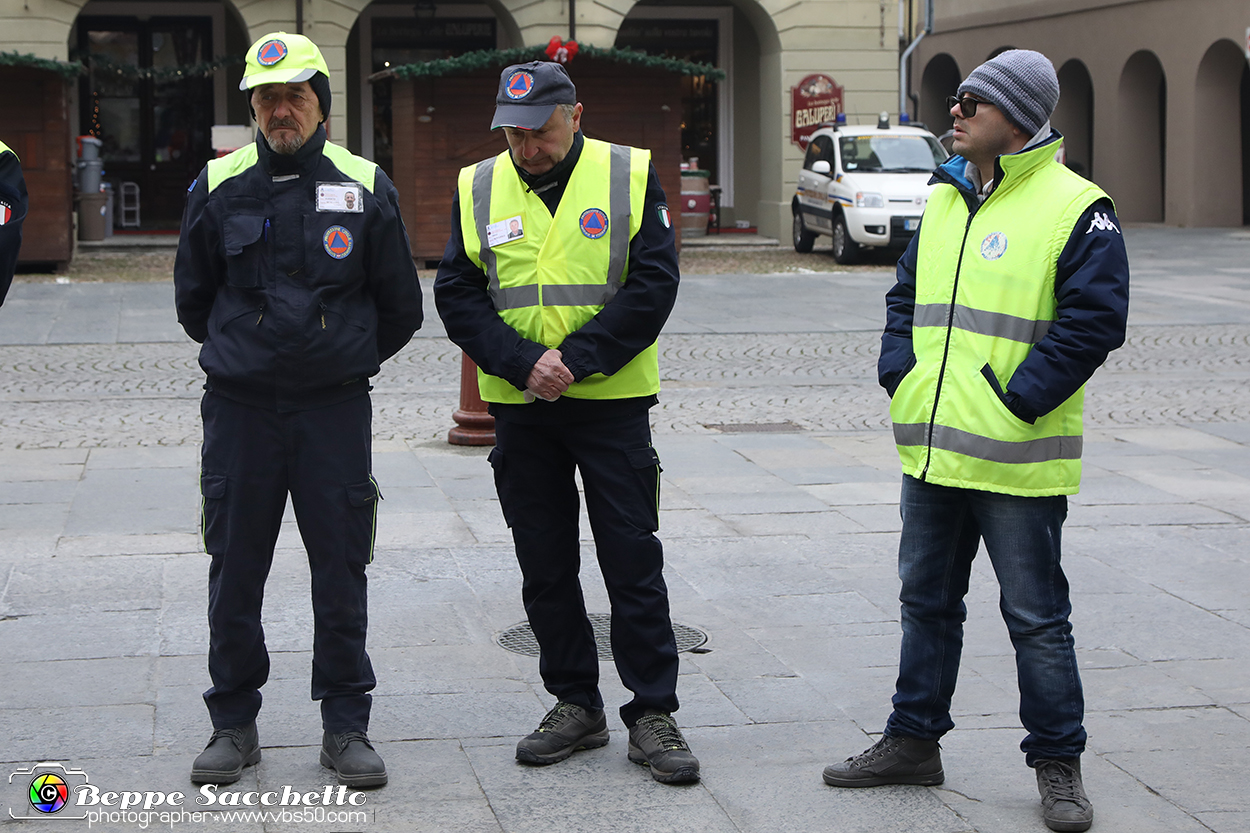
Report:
8,763,88,820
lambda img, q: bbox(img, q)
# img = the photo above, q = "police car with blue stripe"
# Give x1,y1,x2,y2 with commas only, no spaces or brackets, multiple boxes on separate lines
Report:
792,113,947,264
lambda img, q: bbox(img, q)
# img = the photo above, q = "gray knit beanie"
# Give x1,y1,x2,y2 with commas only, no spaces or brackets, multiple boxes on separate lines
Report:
957,49,1059,135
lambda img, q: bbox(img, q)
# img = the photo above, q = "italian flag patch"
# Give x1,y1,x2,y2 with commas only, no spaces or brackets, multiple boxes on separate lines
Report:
657,204,671,229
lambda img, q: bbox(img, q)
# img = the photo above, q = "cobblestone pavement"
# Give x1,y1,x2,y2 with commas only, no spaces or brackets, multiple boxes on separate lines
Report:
2,324,1249,448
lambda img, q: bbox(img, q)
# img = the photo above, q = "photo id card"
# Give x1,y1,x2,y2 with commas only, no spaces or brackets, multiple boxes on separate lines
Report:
316,182,364,213
486,214,525,247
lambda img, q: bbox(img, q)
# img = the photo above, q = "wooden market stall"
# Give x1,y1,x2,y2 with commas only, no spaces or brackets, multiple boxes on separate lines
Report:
0,58,76,269
380,46,721,265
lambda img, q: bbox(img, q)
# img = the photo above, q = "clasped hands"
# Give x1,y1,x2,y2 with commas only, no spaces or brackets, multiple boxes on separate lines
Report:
525,349,574,401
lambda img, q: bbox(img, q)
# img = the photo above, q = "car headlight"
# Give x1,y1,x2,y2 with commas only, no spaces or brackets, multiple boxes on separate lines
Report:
855,191,884,208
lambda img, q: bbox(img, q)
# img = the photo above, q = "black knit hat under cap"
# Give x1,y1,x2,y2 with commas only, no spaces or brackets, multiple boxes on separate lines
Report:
246,71,331,123
957,49,1059,135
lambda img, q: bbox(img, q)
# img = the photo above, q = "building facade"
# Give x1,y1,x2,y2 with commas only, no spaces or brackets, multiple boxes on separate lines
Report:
908,0,1250,226
5,0,906,238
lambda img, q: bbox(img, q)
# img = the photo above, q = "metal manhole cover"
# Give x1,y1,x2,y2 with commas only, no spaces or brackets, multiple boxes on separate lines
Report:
498,613,708,660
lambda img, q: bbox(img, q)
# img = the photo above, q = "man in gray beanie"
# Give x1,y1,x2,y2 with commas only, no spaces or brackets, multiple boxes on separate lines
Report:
821,49,1130,833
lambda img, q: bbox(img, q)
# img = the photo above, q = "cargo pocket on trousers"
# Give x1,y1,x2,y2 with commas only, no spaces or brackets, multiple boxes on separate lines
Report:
487,447,516,528
346,478,382,564
625,446,663,532
199,471,227,554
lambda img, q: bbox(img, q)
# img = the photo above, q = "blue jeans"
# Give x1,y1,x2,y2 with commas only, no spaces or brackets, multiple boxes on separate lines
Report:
885,475,1086,765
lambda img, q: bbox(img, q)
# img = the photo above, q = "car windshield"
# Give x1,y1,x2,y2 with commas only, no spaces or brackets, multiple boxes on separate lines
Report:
839,135,947,173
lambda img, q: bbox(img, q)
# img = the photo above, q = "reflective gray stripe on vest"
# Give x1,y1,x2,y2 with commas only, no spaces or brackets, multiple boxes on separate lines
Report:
604,143,631,299
892,422,1082,464
914,303,1053,344
472,146,634,312
470,157,518,306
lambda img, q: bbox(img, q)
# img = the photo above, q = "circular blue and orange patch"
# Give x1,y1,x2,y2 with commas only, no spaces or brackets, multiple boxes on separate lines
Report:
323,225,354,259
505,71,534,100
256,39,288,67
579,208,608,239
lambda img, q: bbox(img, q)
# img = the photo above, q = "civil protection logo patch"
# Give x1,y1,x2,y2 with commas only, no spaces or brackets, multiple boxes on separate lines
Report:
257,39,288,66
579,208,608,239
323,225,353,259
980,231,1008,260
505,71,534,100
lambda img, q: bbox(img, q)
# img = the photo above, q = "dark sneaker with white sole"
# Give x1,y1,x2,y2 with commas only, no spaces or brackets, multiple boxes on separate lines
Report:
627,711,700,784
1036,758,1093,832
515,702,610,765
320,731,388,788
190,722,260,784
822,734,944,787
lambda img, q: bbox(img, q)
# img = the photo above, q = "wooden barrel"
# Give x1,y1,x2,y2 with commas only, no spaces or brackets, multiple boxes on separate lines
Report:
680,169,711,238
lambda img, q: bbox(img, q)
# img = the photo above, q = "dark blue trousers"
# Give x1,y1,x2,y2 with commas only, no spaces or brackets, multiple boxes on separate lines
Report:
199,391,379,733
489,412,680,726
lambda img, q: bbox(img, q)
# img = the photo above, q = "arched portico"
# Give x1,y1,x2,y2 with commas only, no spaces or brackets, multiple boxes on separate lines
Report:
1115,50,1166,223
919,54,960,138
1189,39,1245,226
1054,60,1093,178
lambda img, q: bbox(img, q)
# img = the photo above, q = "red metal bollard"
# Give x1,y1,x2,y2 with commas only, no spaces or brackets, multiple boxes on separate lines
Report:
448,352,496,446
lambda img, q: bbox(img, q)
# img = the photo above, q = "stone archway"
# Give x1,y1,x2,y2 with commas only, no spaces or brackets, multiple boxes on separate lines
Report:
919,53,960,138
1116,50,1166,223
1054,59,1093,179
1191,39,1245,226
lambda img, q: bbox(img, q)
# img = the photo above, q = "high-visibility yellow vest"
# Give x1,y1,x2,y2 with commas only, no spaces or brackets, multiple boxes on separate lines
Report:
457,139,656,404
890,141,1109,496
0,140,14,159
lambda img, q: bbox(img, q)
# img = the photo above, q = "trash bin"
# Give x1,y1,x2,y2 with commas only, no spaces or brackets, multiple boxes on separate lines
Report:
79,191,108,241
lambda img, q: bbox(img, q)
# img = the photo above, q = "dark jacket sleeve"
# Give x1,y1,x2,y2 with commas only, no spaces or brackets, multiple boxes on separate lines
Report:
433,192,548,390
879,223,920,396
367,170,423,363
557,163,680,382
173,170,221,344
1003,199,1130,421
0,148,28,306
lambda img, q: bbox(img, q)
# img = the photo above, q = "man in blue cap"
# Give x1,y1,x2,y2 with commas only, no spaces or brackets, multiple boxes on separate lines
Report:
434,60,699,784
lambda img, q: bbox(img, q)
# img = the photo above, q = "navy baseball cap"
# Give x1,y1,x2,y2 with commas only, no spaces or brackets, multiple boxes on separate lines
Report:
491,61,577,131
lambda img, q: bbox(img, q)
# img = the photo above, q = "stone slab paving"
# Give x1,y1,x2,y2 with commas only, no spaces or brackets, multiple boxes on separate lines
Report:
0,227,1247,832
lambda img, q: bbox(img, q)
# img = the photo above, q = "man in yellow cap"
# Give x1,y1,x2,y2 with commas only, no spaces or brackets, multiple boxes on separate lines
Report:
0,139,27,304
175,32,422,788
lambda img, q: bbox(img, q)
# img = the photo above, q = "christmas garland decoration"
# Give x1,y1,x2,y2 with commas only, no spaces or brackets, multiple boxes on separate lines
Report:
377,40,724,82
0,51,84,81
75,51,244,82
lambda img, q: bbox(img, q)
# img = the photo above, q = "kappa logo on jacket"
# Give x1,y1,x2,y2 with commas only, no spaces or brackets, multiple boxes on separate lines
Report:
1086,211,1120,235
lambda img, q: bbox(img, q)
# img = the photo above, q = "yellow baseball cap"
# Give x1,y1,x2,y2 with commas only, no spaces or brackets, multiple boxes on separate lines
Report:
239,32,329,90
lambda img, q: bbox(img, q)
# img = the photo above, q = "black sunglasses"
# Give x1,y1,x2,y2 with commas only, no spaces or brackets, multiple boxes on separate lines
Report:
947,95,995,119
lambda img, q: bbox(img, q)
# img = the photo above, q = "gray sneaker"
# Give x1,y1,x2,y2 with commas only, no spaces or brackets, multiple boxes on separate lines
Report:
190,722,260,784
627,711,700,784
1036,758,1093,832
822,735,944,787
515,702,609,765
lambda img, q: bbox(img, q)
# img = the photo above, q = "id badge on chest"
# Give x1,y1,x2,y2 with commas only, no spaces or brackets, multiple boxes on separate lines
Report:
316,182,364,213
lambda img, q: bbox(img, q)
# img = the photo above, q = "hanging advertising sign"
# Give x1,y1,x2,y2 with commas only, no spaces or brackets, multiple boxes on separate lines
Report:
791,73,844,149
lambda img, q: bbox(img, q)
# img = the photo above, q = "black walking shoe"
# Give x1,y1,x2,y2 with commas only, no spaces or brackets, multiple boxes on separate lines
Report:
627,711,700,784
1036,758,1093,832
822,734,944,787
190,722,261,784
320,731,388,788
515,702,610,765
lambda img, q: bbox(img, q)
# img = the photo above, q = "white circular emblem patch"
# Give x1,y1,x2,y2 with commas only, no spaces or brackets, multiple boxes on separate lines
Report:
980,231,1008,260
